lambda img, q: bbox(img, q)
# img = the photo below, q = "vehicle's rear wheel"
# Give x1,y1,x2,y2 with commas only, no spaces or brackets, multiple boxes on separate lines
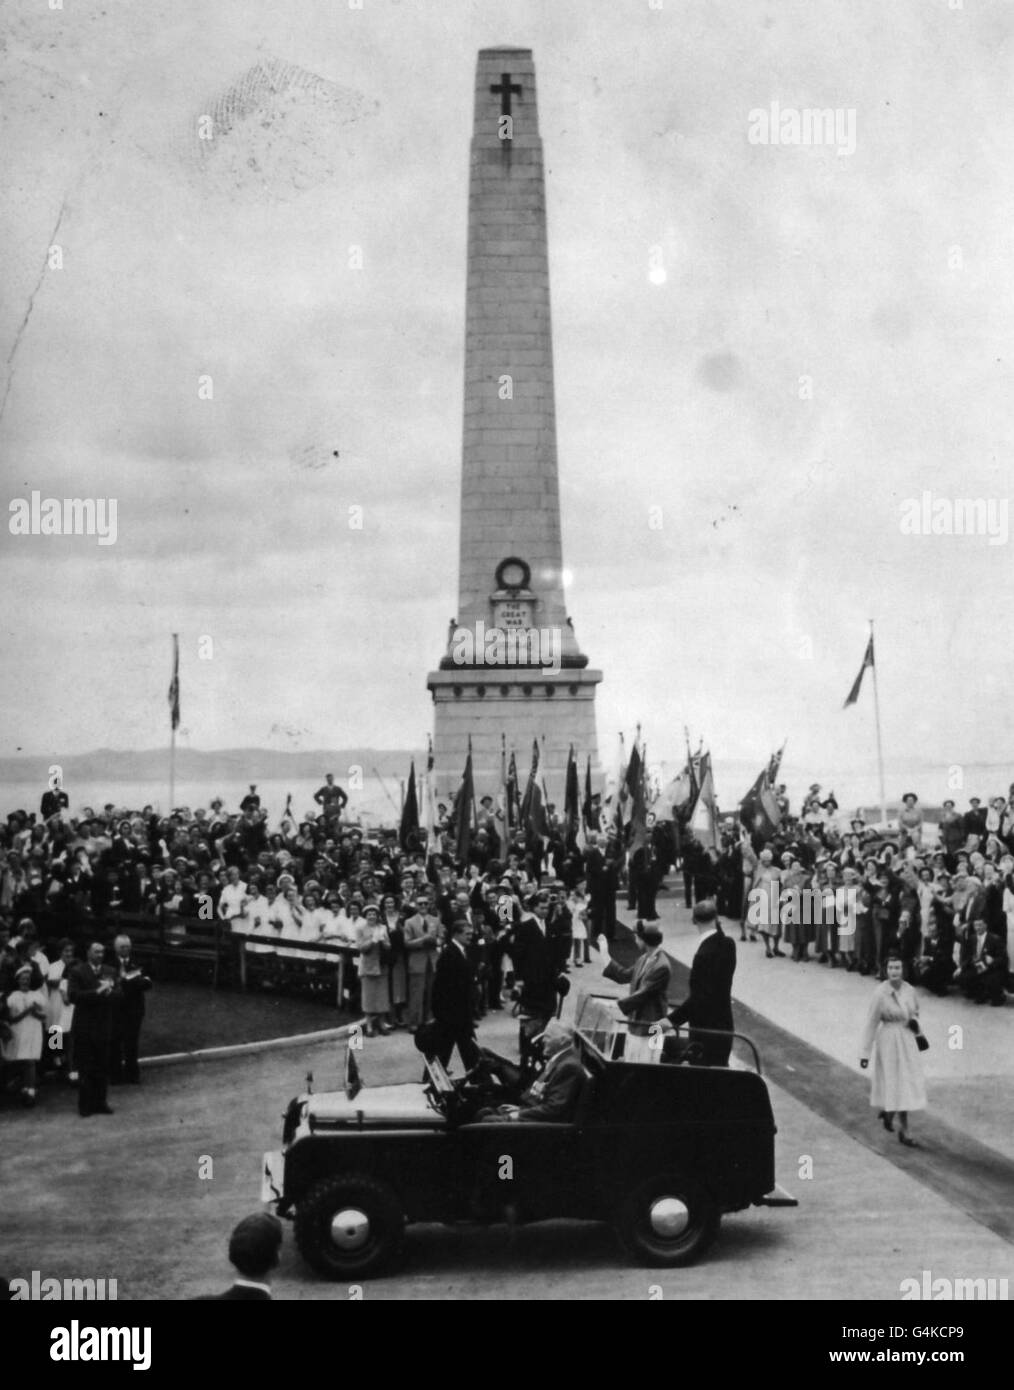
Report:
614,1175,720,1267
294,1174,405,1278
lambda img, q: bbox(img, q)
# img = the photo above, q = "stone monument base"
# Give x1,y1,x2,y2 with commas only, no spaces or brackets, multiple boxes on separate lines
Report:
427,665,602,803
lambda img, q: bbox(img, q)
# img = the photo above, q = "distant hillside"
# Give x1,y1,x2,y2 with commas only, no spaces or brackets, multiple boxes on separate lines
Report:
0,748,424,783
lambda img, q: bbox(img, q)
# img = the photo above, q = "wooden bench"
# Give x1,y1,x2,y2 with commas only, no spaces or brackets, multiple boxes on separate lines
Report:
235,933,358,1011
98,911,229,988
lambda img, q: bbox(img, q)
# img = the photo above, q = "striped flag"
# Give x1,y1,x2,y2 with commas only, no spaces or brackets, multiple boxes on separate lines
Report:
168,634,180,731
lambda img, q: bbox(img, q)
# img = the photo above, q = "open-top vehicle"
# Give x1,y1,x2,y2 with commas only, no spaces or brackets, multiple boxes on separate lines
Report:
262,993,797,1277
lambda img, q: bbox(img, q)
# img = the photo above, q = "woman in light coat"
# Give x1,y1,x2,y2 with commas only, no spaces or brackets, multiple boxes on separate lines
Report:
355,905,391,1036
860,952,927,1147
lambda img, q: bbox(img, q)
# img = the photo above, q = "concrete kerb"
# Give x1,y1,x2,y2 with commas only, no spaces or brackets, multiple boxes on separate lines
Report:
140,1019,364,1069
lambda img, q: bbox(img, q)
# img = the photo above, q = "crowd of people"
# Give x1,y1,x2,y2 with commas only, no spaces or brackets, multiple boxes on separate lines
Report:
3,774,1010,1111
1,774,645,1106
682,786,1013,1006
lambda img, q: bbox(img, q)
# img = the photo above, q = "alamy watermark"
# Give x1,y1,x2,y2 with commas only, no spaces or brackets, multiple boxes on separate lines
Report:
746,883,858,934
748,102,856,156
9,1271,118,1299
450,620,561,674
8,491,117,545
899,1269,1008,1301
899,492,1007,545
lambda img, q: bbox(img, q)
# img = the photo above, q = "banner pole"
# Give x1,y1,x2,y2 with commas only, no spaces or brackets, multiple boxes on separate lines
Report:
868,618,887,827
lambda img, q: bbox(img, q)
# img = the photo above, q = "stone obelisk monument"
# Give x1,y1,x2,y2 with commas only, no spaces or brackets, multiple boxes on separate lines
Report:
428,48,601,799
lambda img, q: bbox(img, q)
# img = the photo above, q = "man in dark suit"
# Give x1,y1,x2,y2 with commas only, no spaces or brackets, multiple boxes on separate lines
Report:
956,919,1008,1005
963,798,987,846
508,894,565,1078
584,832,619,943
667,900,737,1066
67,940,116,1116
545,882,573,972
196,1214,283,1300
109,934,153,1085
430,915,481,1070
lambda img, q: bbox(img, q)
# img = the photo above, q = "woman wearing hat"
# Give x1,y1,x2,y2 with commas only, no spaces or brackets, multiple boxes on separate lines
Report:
899,794,923,849
355,905,391,1035
2,962,47,1104
860,952,927,1147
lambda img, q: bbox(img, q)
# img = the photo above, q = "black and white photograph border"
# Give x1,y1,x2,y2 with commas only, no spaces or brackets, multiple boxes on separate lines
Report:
1,0,1011,1328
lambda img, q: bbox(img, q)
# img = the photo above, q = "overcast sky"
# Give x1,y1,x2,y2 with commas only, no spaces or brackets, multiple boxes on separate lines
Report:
2,0,1012,804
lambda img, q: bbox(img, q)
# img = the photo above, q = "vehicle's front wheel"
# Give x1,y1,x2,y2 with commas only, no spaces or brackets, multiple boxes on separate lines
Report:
614,1175,720,1267
294,1174,405,1278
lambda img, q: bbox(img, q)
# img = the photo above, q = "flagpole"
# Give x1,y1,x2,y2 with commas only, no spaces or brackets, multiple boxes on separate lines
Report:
868,618,887,827
169,632,177,812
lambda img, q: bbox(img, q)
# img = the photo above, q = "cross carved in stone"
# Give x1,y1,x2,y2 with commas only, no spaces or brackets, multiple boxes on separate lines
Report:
490,72,522,117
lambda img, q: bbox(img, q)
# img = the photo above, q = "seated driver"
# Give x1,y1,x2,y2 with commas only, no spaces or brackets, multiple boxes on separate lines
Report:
477,1020,585,1124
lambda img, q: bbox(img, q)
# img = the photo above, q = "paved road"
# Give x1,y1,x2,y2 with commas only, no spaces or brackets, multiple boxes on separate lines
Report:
4,894,1011,1300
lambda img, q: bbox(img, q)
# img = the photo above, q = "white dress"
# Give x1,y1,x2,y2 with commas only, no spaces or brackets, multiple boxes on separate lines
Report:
240,895,277,955
44,960,75,1036
3,987,46,1061
860,980,927,1112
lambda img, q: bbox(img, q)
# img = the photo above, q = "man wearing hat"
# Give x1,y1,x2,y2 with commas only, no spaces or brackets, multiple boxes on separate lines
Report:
667,901,736,1067
196,1214,283,1300
963,798,987,849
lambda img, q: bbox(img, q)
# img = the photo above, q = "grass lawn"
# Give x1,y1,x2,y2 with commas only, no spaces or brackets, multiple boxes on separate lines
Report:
140,980,353,1056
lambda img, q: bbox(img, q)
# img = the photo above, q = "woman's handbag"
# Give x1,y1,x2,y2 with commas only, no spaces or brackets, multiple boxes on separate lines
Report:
909,1018,930,1051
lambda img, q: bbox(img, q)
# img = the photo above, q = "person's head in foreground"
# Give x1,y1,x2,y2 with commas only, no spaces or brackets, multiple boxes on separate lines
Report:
228,1213,283,1282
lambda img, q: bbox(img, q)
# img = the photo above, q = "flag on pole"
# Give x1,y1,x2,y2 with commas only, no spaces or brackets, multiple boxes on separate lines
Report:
628,754,649,853
767,740,787,784
740,767,782,841
424,735,439,854
563,746,580,847
660,749,697,820
399,761,420,850
582,756,594,833
499,733,509,835
506,749,521,835
451,743,476,863
168,634,180,731
520,739,545,839
689,751,719,849
601,732,626,831
622,738,642,827
843,635,875,708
